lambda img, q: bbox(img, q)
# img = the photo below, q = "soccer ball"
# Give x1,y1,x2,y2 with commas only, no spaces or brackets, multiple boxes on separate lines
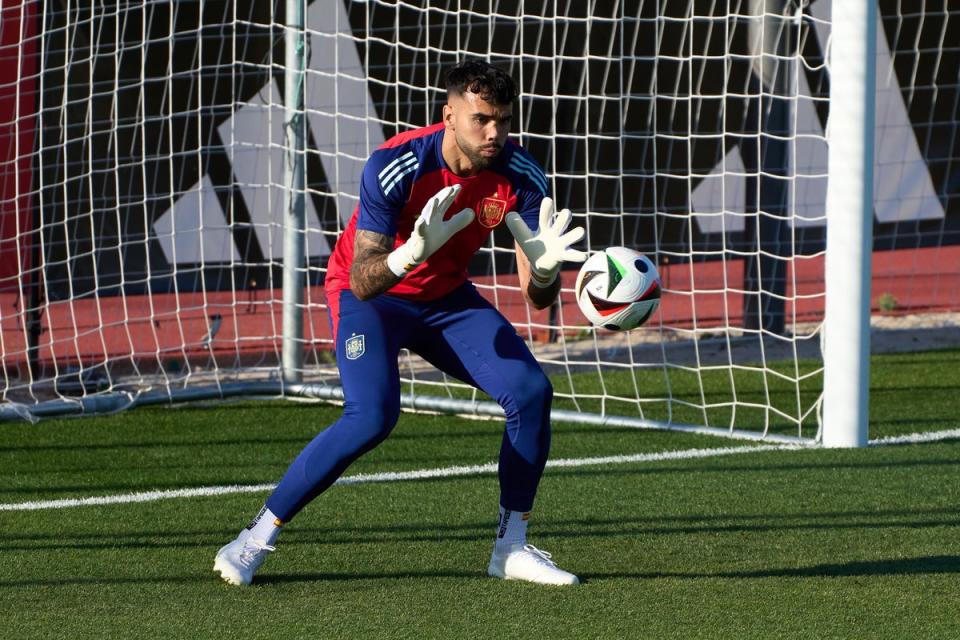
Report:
574,246,661,331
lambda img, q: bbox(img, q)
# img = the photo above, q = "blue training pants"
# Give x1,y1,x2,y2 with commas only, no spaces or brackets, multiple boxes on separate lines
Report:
265,282,552,521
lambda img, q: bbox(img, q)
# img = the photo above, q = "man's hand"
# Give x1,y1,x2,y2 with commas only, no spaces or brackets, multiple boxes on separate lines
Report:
505,197,586,287
387,184,475,277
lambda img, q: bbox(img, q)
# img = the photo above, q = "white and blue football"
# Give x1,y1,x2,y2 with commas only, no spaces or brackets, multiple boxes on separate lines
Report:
575,246,661,331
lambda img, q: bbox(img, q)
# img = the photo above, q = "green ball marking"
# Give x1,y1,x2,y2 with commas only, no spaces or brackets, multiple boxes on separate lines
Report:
605,252,627,296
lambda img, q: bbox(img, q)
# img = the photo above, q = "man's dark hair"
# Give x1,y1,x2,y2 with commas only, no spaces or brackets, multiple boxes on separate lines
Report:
445,59,518,105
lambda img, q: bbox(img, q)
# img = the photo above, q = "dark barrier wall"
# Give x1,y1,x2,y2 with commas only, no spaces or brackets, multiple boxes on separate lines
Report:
30,0,960,300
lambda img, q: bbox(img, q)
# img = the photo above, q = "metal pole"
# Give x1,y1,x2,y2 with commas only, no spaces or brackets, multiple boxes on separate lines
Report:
822,0,876,447
281,0,307,384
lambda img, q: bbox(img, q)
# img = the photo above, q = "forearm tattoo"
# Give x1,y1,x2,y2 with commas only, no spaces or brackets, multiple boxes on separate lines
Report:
350,230,402,300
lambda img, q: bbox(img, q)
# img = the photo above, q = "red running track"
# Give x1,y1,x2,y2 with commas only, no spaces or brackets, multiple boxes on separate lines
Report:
1,245,957,372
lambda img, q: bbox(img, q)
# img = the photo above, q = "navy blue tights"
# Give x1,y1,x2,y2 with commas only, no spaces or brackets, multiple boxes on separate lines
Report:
266,284,552,521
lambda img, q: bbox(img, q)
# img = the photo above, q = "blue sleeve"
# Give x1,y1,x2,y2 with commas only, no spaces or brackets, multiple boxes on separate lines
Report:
356,148,418,236
506,148,551,231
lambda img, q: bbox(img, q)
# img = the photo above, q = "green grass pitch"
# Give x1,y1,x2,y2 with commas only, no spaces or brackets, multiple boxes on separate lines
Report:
1,349,959,639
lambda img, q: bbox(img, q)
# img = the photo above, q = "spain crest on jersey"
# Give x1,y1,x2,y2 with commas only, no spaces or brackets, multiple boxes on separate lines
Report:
345,333,365,360
478,195,507,228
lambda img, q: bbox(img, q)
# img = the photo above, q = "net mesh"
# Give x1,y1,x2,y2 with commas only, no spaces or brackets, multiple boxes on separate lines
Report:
1,0,957,438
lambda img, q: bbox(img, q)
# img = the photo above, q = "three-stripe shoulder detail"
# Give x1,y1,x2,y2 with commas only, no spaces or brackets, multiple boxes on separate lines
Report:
378,150,420,196
507,152,549,195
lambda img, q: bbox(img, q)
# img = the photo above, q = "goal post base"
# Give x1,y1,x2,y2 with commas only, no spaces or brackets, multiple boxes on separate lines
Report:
0,380,814,446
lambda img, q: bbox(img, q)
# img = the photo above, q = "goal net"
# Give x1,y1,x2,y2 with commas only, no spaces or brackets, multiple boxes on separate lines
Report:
1,1,957,442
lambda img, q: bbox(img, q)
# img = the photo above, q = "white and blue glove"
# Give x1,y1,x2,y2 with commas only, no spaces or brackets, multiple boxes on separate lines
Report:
505,197,587,287
387,184,475,277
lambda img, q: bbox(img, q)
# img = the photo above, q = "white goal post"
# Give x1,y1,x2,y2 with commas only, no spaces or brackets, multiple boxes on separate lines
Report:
1,1,957,448
822,0,876,447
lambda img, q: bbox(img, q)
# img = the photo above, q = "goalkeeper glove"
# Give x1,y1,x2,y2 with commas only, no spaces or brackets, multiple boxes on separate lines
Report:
387,184,475,277
505,197,586,287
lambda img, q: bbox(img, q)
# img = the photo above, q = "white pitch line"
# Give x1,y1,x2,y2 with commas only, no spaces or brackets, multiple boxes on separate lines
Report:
3,428,957,514
0,483,279,513
868,427,960,446
0,444,785,513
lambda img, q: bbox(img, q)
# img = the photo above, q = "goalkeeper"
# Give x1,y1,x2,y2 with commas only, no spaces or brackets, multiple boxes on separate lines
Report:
215,60,585,586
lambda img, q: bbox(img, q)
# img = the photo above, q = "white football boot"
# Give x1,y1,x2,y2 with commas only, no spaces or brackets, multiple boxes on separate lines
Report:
213,534,275,586
487,543,580,585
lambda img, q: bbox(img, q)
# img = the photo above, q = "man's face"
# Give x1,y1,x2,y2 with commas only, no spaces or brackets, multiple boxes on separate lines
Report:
444,90,513,170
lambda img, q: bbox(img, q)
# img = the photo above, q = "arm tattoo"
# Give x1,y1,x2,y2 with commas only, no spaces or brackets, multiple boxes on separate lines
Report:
350,230,402,300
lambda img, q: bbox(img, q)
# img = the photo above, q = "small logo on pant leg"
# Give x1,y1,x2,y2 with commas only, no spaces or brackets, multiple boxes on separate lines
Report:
345,333,365,360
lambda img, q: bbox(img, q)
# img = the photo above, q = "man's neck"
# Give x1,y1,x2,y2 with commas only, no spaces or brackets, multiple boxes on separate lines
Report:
441,131,481,178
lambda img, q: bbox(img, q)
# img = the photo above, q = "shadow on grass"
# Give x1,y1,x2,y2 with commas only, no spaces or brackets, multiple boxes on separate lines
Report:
0,569,481,589
546,454,960,479
2,557,957,589
0,424,643,455
0,435,315,454
3,506,958,552
5,449,959,499
256,569,479,584
585,555,960,581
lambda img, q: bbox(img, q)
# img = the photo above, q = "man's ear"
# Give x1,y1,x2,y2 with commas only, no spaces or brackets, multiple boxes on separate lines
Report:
442,103,455,129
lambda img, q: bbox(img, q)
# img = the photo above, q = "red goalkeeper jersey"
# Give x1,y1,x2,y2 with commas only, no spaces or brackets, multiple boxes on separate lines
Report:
323,122,549,302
